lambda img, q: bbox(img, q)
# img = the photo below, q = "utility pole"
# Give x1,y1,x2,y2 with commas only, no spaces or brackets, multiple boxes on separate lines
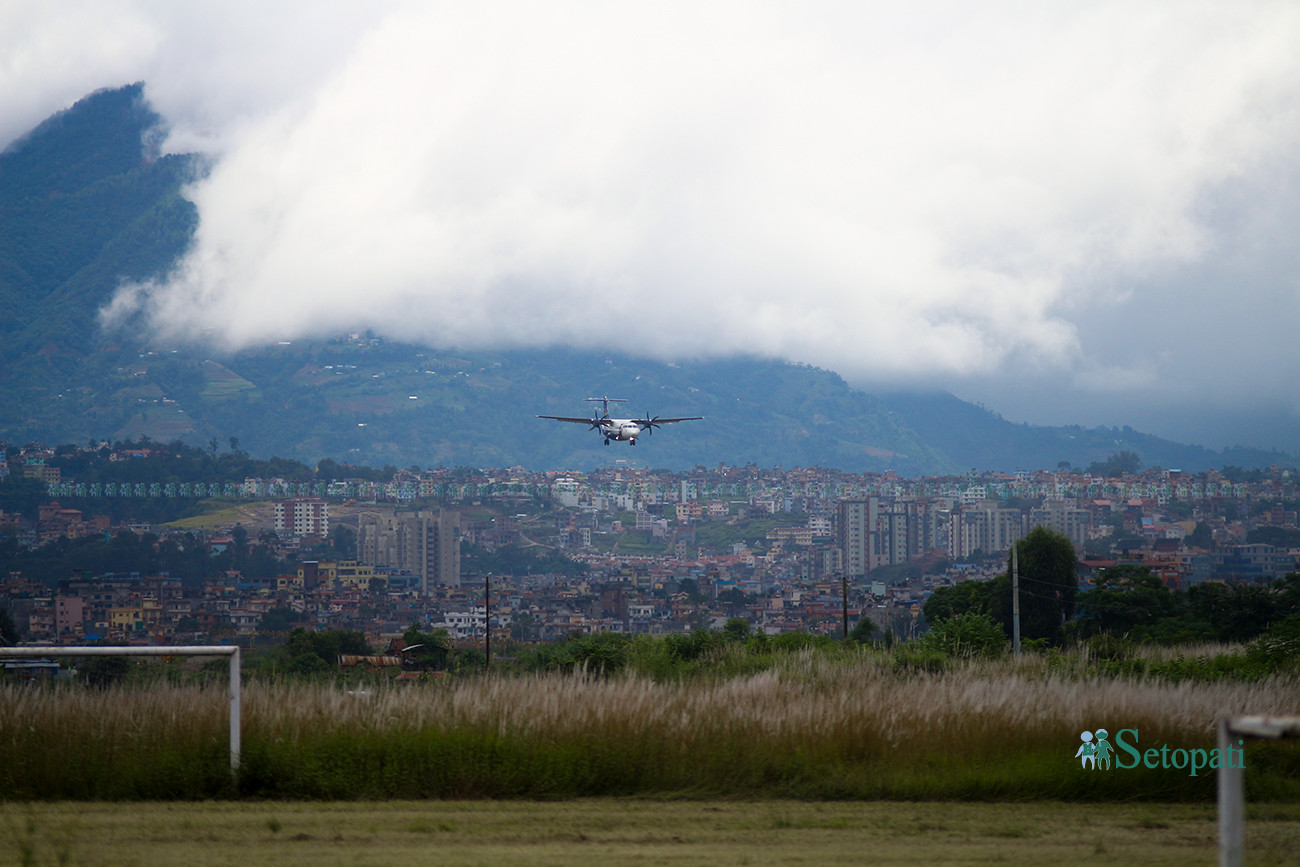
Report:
1012,543,1021,654
841,573,849,641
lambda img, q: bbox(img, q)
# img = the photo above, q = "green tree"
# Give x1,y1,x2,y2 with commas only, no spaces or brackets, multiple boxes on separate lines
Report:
677,577,706,604
848,616,879,644
259,607,306,636
920,611,1007,658
1247,615,1300,671
1009,526,1077,645
1186,581,1280,643
1187,521,1214,550
509,611,535,641
315,457,343,480
0,608,19,644
79,654,130,688
1072,566,1177,639
563,632,631,674
331,524,357,559
1087,450,1142,477
231,524,249,559
401,624,452,670
0,475,48,520
923,579,1001,624
1247,526,1300,548
717,587,748,615
277,627,371,675
1275,573,1300,619
721,617,752,641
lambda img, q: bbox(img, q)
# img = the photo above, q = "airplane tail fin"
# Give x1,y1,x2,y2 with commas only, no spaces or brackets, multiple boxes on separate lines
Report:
585,396,627,417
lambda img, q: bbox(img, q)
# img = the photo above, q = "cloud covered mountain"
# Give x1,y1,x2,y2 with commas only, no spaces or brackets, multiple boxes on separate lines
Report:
1,85,1293,474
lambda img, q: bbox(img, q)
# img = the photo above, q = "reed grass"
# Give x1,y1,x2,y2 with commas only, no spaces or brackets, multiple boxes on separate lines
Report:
3,652,1298,801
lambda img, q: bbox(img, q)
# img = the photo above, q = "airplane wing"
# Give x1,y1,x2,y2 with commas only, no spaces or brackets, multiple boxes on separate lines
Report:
537,415,602,424
646,416,703,424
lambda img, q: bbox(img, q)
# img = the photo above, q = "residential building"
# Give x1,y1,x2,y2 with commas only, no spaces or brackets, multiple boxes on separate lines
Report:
274,498,329,539
838,498,880,578
358,509,460,593
1030,499,1093,549
950,500,1025,558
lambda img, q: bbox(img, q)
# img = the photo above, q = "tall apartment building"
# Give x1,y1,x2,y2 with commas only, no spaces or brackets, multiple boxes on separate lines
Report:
1029,499,1092,550
879,508,909,568
949,500,1025,559
358,509,460,593
274,498,329,538
838,498,880,578
835,497,953,576
903,498,951,559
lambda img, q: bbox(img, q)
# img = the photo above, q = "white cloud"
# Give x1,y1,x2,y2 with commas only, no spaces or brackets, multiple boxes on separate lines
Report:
6,1,1300,441
0,2,157,145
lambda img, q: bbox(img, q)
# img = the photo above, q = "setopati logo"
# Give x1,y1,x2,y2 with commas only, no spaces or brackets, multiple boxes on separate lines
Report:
1075,728,1244,777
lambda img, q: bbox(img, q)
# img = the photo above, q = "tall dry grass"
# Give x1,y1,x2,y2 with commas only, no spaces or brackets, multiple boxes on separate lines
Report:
3,653,1298,801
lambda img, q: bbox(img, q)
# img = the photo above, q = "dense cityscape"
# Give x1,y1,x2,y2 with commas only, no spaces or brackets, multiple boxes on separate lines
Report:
4,438,1298,652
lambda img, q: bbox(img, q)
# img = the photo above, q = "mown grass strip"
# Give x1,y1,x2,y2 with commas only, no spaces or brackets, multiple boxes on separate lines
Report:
3,800,1300,866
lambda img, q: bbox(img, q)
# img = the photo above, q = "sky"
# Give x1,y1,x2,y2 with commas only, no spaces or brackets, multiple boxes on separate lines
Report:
4,1,1300,452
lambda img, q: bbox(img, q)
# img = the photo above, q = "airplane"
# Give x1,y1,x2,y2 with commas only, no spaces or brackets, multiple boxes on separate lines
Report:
538,396,703,446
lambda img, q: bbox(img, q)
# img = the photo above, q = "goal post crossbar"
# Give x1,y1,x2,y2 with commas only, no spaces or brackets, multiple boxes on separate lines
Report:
0,645,242,773
1219,714,1300,867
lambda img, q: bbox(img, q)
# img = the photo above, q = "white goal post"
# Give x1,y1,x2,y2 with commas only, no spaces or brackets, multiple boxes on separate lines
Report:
0,645,242,773
1219,714,1300,867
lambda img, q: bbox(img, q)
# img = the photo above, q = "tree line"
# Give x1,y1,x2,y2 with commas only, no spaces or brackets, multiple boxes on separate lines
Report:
0,525,356,589
924,526,1300,646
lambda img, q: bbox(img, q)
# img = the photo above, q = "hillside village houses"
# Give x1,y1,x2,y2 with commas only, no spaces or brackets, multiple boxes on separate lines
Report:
3,440,1300,647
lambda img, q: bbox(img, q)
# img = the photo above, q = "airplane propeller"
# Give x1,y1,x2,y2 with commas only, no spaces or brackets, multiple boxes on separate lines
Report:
537,397,701,444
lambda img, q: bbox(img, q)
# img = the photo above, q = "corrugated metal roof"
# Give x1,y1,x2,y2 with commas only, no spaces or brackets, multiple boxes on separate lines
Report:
337,654,402,667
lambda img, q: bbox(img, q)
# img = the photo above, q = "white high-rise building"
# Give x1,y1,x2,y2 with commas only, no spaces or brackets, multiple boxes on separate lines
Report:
274,498,329,539
838,498,880,578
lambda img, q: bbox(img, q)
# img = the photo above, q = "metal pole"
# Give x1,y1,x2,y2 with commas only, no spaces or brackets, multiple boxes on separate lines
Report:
841,573,849,641
1011,543,1021,654
1218,717,1243,867
1216,714,1300,866
229,646,241,773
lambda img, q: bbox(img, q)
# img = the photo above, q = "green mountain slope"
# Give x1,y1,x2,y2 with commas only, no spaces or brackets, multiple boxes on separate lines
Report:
0,84,201,429
878,391,1296,475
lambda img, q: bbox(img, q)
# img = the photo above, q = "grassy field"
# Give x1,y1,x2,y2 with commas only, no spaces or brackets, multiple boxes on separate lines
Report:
4,651,1299,802
5,647,1300,863
4,799,1299,866
163,501,274,531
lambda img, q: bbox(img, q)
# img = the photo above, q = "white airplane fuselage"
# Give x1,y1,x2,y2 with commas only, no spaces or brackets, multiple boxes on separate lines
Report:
602,420,646,443
537,396,702,445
